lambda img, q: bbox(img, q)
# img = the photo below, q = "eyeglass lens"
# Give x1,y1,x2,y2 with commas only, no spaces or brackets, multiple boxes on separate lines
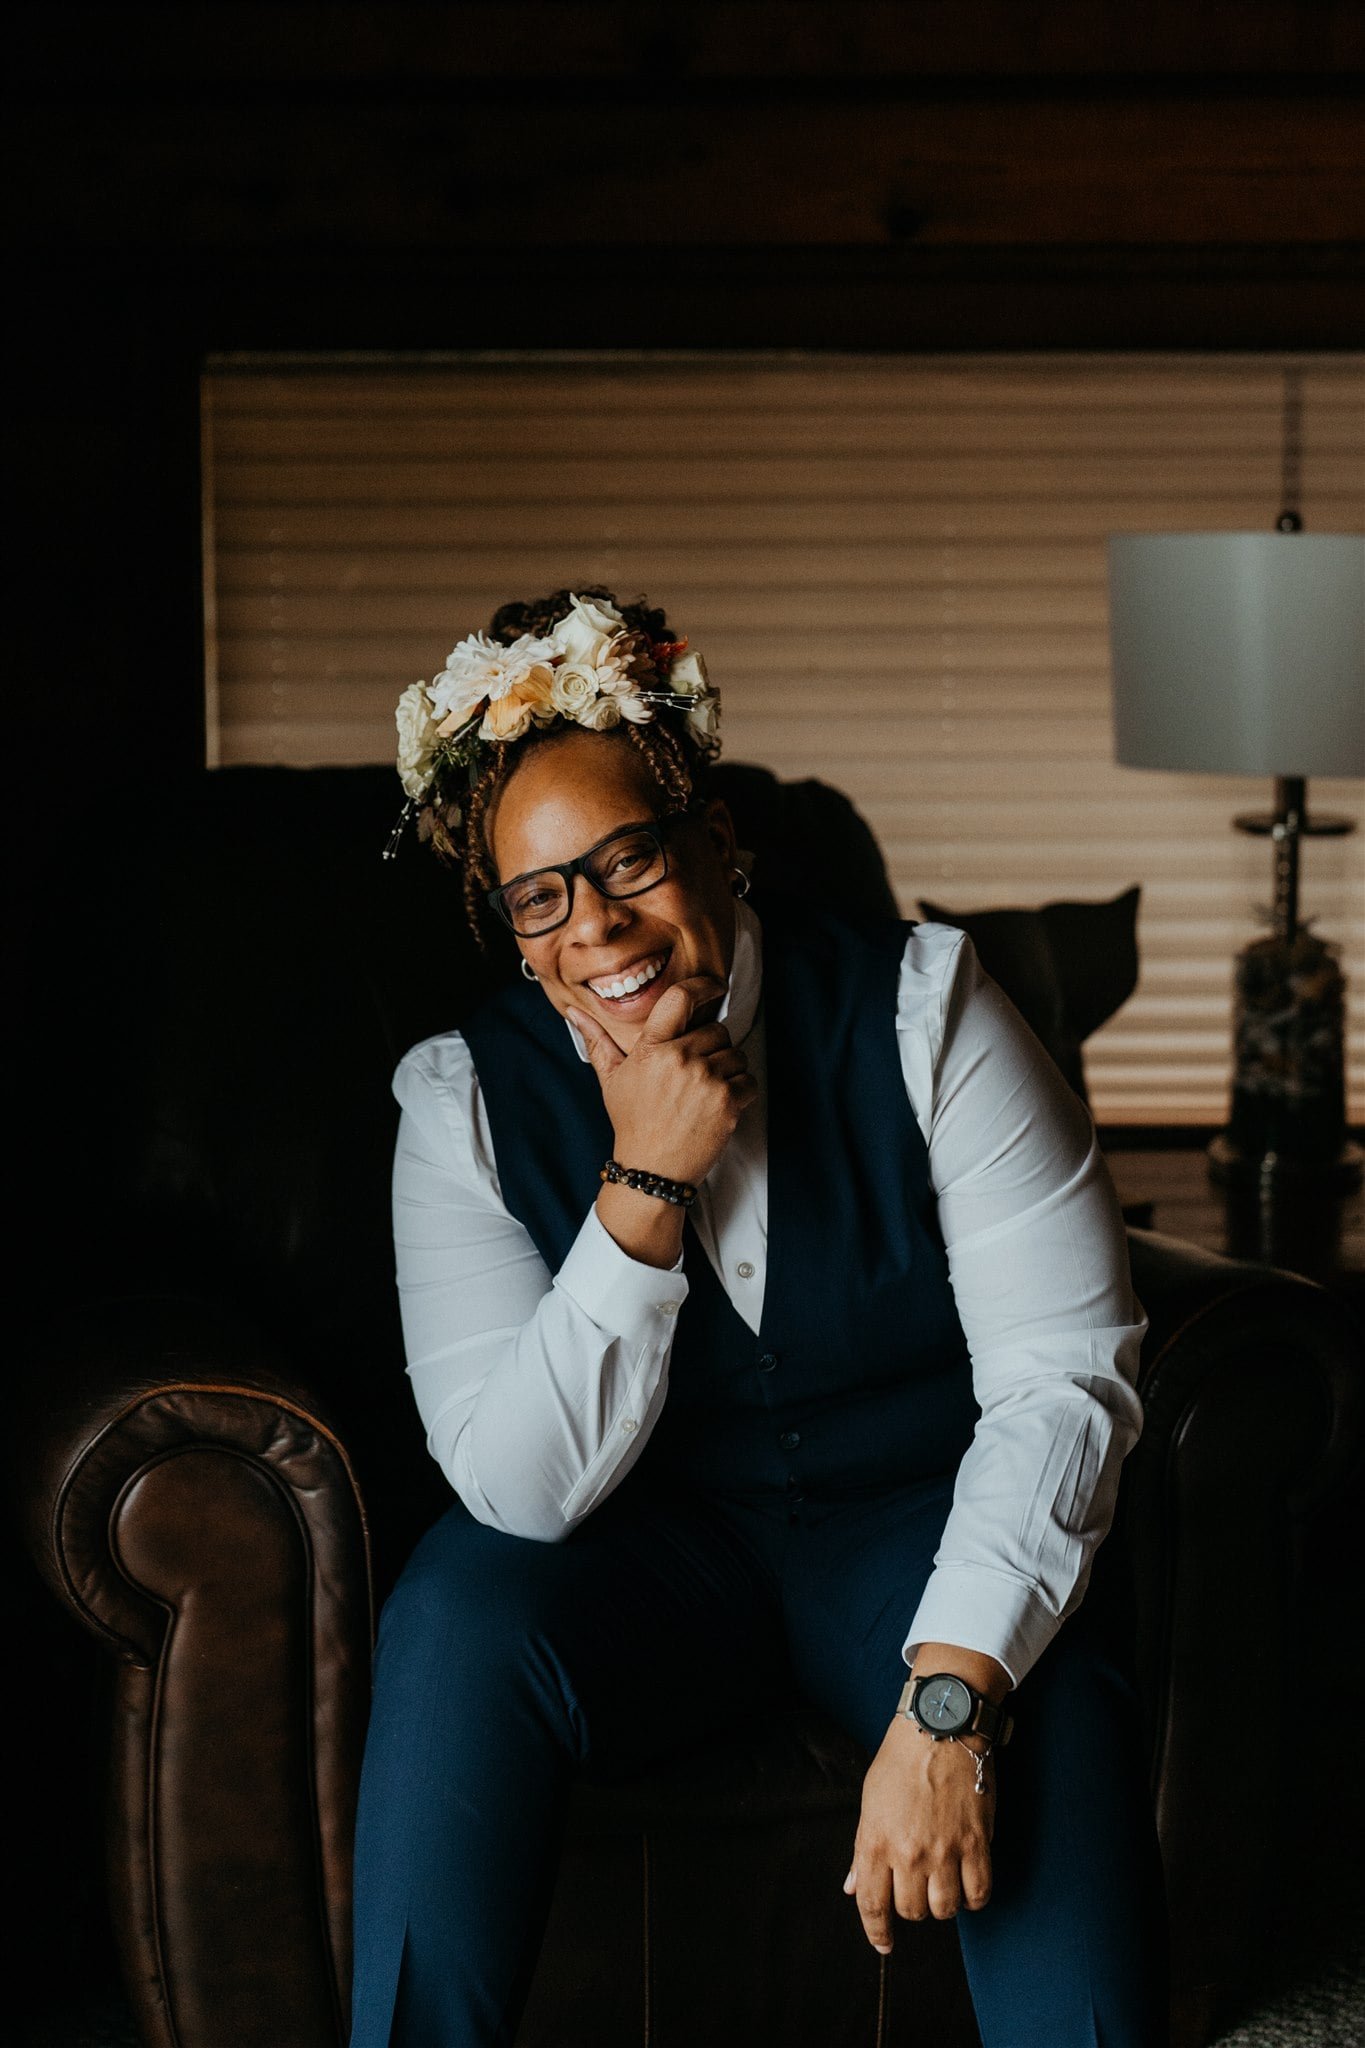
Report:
500,826,668,934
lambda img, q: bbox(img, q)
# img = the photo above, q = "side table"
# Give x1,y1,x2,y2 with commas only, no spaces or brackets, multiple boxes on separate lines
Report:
1104,1138,1365,1324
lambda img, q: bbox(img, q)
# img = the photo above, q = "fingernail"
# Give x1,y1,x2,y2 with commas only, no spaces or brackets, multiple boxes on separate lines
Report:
874,1943,893,1956
565,1008,585,1027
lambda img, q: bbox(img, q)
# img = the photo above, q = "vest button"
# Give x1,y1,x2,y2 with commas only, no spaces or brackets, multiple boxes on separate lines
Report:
778,1430,801,1452
757,1352,779,1372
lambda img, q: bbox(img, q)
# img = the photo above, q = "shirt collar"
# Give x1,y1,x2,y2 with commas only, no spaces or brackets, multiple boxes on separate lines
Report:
564,893,763,1063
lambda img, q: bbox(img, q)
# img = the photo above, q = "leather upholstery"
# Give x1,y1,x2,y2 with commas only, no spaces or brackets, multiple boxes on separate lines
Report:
14,1296,372,2048
10,762,1362,2048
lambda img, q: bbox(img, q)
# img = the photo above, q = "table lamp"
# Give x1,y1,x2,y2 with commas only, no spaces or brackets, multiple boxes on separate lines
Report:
1106,528,1364,1191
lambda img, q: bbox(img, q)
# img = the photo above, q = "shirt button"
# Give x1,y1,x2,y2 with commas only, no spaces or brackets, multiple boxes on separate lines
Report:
778,1430,801,1452
621,1418,639,1434
737,1260,755,1279
660,1302,681,1316
757,1352,779,1373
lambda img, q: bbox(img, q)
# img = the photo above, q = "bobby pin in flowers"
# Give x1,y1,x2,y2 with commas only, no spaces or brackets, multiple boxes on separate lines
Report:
383,591,722,861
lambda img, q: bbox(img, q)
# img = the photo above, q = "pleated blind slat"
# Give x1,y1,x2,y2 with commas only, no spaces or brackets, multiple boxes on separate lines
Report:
202,351,1365,1125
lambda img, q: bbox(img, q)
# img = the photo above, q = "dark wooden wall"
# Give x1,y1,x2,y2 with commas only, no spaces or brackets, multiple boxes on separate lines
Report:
6,1,1364,791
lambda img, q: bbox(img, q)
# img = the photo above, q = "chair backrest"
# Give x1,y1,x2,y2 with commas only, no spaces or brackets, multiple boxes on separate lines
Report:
19,760,895,1435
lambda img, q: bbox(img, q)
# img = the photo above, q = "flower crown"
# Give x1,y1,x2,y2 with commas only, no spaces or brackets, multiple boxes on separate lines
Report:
384,591,722,861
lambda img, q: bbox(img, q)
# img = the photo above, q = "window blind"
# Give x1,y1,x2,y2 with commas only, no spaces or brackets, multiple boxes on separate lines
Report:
202,351,1365,1126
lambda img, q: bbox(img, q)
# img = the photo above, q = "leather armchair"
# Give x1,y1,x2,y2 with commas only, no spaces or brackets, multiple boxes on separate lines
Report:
11,764,1362,2048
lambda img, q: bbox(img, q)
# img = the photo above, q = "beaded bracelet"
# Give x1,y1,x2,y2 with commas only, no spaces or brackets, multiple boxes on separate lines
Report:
600,1159,698,1208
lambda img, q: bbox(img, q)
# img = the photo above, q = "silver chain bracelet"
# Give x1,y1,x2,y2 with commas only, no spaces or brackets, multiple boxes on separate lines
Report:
953,1733,994,1796
909,1724,994,1795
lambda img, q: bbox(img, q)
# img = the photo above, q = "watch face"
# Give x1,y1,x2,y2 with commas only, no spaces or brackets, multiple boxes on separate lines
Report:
915,1675,973,1734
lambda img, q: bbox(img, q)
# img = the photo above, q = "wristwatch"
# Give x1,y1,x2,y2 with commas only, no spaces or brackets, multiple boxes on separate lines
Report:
898,1671,1015,1747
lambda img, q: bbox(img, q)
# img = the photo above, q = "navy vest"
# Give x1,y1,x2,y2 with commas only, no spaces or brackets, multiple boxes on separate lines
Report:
457,886,979,1500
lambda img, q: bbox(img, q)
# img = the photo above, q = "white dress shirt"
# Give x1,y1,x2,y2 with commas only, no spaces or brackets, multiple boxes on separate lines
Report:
391,896,1148,1693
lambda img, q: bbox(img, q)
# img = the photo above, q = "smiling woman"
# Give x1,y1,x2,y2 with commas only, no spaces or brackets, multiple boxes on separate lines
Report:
348,584,1171,2048
482,715,758,1272
386,583,724,949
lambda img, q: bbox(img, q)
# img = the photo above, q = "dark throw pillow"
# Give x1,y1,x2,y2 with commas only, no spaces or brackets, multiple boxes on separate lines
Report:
916,885,1142,1105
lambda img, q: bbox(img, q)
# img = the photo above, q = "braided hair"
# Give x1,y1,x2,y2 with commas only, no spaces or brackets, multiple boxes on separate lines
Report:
457,586,711,947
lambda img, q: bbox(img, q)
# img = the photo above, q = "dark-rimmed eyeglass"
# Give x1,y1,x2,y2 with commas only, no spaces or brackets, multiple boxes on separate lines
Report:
487,809,695,937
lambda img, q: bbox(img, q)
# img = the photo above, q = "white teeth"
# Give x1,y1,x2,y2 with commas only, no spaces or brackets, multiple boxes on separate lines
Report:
590,953,666,1000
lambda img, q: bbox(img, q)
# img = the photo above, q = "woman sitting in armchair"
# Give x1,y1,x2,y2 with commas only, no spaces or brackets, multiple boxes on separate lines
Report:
351,585,1171,2047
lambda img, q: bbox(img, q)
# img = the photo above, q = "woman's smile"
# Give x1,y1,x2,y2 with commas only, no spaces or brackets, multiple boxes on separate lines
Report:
581,943,675,1015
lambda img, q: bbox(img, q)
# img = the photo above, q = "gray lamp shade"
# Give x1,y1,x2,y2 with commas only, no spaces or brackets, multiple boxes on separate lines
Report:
1107,533,1365,777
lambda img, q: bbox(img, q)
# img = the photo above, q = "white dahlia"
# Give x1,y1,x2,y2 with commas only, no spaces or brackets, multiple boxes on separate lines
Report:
430,628,559,730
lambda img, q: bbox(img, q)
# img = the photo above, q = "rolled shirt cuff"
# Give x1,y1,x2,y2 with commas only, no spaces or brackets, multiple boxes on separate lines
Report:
901,1563,1065,1694
553,1201,689,1345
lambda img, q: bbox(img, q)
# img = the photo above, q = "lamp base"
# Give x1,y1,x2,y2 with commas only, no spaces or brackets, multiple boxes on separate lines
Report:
1215,925,1358,1190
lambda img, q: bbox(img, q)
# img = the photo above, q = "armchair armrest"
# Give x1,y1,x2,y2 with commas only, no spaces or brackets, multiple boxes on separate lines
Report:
1119,1228,1363,2010
9,1294,373,2048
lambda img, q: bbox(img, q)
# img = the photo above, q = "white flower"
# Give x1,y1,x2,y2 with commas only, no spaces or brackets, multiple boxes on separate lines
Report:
549,663,599,716
667,648,709,696
575,693,623,731
395,681,441,799
428,630,500,722
686,692,721,744
548,592,628,671
430,629,559,726
616,691,655,723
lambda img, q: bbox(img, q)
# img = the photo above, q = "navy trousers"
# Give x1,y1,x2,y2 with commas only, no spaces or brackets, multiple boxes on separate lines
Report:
349,1459,1171,2047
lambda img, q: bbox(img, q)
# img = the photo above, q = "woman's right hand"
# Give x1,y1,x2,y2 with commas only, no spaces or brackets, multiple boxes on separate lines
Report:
568,974,758,1188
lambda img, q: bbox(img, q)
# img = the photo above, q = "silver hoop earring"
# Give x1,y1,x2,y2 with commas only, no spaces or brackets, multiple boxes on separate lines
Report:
730,864,751,900
521,956,539,981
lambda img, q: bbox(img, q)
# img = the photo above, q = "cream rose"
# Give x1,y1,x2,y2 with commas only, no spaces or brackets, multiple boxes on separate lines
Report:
574,693,623,731
686,693,721,744
667,648,709,696
549,663,599,716
549,593,627,671
395,681,442,799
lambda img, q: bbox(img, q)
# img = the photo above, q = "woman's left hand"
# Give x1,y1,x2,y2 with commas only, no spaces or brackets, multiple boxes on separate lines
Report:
843,1714,996,1951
